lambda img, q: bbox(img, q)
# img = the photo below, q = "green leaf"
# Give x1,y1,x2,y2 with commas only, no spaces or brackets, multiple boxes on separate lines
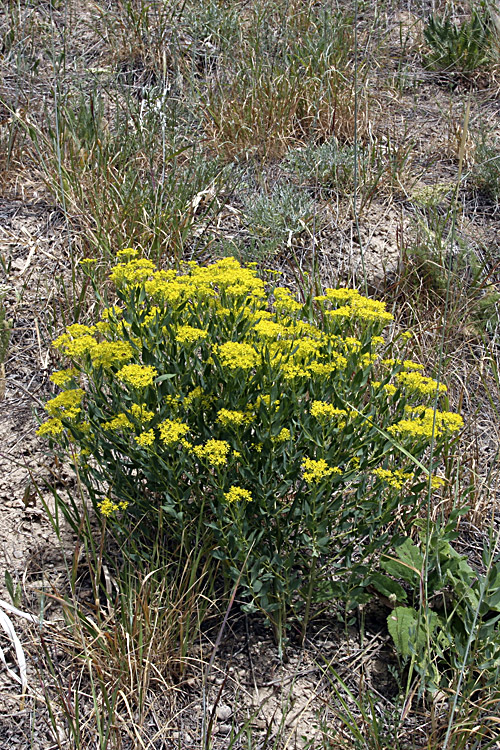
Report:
368,572,407,602
381,538,423,585
387,606,420,657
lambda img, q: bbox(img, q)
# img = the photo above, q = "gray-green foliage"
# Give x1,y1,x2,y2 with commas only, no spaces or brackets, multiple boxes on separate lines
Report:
284,139,356,190
472,133,500,201
242,182,316,255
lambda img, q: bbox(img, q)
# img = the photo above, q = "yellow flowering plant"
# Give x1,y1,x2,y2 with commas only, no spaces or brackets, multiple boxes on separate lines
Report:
38,252,463,643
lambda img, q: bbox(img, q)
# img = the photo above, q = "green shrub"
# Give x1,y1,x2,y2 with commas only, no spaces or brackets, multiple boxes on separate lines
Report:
38,252,463,644
423,6,496,73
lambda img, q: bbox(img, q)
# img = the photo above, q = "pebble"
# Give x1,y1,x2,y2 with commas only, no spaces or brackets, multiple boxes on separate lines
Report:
216,704,232,720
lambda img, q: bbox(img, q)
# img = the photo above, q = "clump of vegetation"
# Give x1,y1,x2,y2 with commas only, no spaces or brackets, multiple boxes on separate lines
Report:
242,182,316,256
284,139,356,191
38,251,463,650
472,132,500,201
423,5,497,73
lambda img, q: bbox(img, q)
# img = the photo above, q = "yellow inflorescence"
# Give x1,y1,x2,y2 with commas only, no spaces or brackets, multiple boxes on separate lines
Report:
135,429,155,447
372,468,413,490
389,408,463,440
215,341,259,370
175,325,209,344
97,497,129,517
130,403,155,422
272,428,290,443
102,413,133,431
50,369,77,387
302,458,342,485
91,341,134,369
37,418,64,437
45,388,85,419
193,439,231,467
116,364,158,388
395,371,447,397
224,486,253,503
310,401,348,425
159,419,190,446
216,409,252,428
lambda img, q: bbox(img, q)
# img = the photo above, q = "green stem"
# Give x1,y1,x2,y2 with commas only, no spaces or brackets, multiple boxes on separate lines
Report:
301,553,318,645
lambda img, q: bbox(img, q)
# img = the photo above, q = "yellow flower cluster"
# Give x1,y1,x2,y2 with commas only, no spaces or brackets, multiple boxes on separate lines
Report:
117,364,158,388
252,319,287,339
159,419,190,446
183,386,205,407
215,341,259,370
91,341,134,369
315,288,393,325
102,413,133,431
130,403,154,422
101,305,123,320
302,458,342,485
175,325,208,344
395,371,447,397
273,287,302,313
97,497,129,517
193,439,231,466
310,401,349,425
389,408,463,440
372,468,413,490
109,258,156,287
272,428,290,443
37,418,64,437
45,388,84,419
135,430,155,447
50,369,77,387
224,486,253,503
216,409,252,428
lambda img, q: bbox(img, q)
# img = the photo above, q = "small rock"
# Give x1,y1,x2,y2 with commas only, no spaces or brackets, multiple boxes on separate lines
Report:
216,704,232,721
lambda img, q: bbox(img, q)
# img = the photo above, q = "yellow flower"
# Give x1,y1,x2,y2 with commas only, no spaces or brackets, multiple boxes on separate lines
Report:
273,287,302,313
193,439,231,467
389,409,463,440
252,319,286,339
45,388,85,419
135,429,155,447
183,386,204,407
97,497,129,517
102,413,133,431
215,341,259,370
110,258,156,287
395,371,447,397
101,305,123,320
159,419,190,446
224,486,252,503
91,341,134,369
116,247,138,259
302,458,342,485
50,369,78,387
175,325,208,344
116,364,158,388
272,428,290,443
310,401,348,424
372,468,413,490
216,409,252,428
66,324,96,338
129,403,154,422
430,476,445,489
37,418,64,437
